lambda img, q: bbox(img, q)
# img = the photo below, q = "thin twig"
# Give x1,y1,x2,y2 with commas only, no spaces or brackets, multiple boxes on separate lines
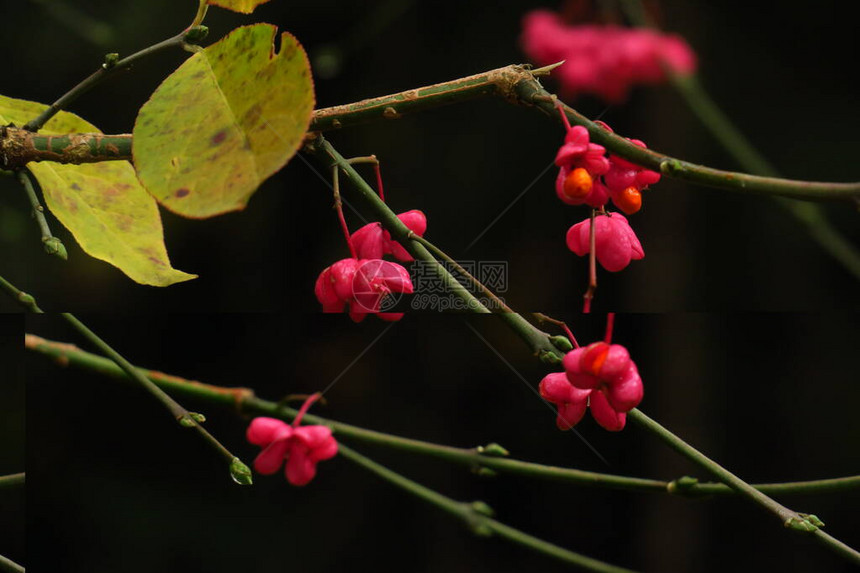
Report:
0,554,24,573
22,26,207,132
57,313,251,485
338,443,637,573
0,274,43,313
16,169,66,260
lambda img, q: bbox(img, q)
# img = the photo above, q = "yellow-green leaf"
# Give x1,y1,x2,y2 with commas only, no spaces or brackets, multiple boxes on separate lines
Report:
207,0,271,14
0,94,196,287
133,24,315,218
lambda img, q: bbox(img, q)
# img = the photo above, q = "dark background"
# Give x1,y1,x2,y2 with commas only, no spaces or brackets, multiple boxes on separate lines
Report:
1,0,858,312
0,315,25,569
23,312,860,573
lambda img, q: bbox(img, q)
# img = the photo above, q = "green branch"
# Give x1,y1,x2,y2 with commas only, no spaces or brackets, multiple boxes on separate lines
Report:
628,408,860,564
56,314,251,485
25,333,860,498
0,271,251,485
518,87,860,203
307,63,860,201
0,473,25,489
16,169,66,259
26,329,860,565
0,554,24,573
0,274,43,313
338,443,636,573
309,64,539,131
1,127,132,170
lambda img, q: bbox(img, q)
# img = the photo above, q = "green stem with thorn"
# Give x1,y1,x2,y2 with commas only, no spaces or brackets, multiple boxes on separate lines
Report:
13,62,859,204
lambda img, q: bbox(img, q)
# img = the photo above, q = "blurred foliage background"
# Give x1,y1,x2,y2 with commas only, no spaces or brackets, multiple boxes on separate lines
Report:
1,0,858,311
23,312,860,572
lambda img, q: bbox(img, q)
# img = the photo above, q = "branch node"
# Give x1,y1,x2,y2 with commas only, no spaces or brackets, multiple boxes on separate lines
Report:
476,442,510,457
784,515,822,533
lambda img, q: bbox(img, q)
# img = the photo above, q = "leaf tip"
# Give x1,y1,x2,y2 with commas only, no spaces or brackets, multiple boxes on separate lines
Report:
206,0,272,14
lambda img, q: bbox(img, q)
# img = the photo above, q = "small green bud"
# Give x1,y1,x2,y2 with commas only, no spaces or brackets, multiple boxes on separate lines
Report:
18,292,36,306
229,457,253,486
189,412,206,423
43,237,67,260
178,415,197,428
471,500,495,517
549,335,573,352
466,501,495,537
476,442,510,457
784,516,819,532
798,513,825,528
184,25,209,44
473,467,497,478
660,159,684,175
538,349,563,365
667,475,699,495
102,53,120,69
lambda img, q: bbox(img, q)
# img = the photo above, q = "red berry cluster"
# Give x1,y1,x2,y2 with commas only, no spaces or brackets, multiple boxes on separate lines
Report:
521,10,697,103
540,341,643,432
554,115,657,273
246,394,338,486
315,210,426,322
555,122,659,216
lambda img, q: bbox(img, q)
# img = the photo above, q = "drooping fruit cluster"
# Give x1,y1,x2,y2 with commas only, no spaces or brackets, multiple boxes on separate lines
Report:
540,341,643,431
315,258,414,322
555,122,659,217
521,9,697,102
315,205,426,322
566,212,643,272
246,394,338,486
554,118,657,272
